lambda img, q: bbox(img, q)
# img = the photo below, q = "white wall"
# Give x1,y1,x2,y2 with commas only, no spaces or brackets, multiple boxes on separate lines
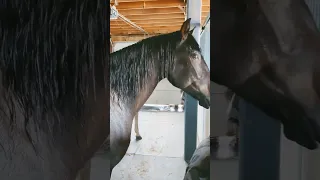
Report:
113,42,181,105
280,133,320,180
146,79,181,104
301,148,320,180
113,41,136,51
280,128,304,180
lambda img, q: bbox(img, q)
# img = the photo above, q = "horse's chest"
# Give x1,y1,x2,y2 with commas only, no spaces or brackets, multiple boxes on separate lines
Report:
110,102,133,148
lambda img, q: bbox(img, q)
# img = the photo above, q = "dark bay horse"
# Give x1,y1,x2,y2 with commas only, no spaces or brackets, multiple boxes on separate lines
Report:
110,18,210,172
0,1,108,180
211,0,320,149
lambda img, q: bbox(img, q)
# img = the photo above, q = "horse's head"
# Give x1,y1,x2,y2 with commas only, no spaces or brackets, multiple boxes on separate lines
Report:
168,18,210,109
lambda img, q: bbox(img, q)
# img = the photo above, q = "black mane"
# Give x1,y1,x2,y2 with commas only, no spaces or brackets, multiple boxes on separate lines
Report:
0,0,108,131
110,31,181,103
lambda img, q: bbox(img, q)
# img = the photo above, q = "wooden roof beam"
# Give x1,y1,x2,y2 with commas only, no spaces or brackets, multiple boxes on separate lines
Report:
110,18,208,29
111,25,181,29
111,28,181,33
111,18,185,25
112,0,186,10
111,25,181,31
119,6,209,15
113,12,208,20
111,34,161,42
111,0,158,2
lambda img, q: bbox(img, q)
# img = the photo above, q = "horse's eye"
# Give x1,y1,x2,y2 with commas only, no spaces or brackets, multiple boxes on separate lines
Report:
190,52,200,60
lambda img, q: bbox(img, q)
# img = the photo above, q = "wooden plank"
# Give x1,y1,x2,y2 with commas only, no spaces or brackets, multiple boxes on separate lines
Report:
110,19,184,26
118,6,209,15
112,28,178,35
111,34,158,42
112,31,144,35
111,32,174,36
111,24,181,29
122,13,185,20
119,7,183,15
113,0,186,10
111,19,185,25
111,0,158,2
111,28,180,34
110,25,181,33
110,17,209,34
116,12,208,20
111,18,209,28
110,22,182,30
110,15,208,25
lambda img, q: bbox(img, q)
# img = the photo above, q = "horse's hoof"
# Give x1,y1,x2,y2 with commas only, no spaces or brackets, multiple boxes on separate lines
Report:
136,136,142,140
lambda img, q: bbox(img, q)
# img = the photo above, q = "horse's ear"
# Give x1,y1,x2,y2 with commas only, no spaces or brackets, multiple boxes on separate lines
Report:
180,18,191,40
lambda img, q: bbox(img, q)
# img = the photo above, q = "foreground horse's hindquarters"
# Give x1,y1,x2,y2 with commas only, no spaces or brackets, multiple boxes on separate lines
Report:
110,18,210,173
211,0,320,149
0,1,108,179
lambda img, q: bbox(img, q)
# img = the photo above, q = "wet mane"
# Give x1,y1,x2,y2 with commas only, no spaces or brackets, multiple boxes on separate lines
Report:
0,0,107,132
110,31,181,103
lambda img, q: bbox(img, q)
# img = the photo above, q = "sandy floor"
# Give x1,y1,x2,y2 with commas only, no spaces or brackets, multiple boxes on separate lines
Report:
109,111,187,180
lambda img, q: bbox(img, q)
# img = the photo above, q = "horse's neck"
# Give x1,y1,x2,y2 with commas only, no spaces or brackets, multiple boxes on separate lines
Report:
133,72,160,112
258,0,319,53
129,43,173,112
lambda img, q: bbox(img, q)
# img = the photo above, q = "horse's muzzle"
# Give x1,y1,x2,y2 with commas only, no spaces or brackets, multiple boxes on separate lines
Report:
199,96,210,109
182,84,210,109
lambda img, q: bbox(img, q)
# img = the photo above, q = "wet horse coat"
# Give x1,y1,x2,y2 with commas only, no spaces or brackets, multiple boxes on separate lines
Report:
0,1,108,180
110,19,210,173
211,0,320,149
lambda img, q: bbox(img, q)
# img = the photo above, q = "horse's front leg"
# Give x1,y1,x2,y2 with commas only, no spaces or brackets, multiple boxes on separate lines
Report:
134,113,142,140
110,115,133,176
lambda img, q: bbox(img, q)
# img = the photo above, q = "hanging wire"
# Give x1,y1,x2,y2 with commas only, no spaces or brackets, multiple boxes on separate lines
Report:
200,14,210,35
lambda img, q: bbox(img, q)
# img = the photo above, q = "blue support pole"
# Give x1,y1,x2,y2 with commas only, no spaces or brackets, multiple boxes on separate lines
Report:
239,99,281,180
184,95,199,162
184,0,202,162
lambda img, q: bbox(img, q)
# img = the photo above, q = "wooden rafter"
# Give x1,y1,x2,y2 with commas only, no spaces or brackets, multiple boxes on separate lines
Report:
110,0,210,42
111,0,186,10
112,34,159,42
118,6,209,15
111,19,185,25
112,27,180,33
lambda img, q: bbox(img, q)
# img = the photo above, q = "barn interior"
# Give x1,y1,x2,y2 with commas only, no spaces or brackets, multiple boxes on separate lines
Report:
108,1,320,180
109,0,210,179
